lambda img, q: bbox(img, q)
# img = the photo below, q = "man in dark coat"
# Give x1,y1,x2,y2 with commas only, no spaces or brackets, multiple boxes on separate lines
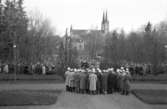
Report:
96,69,103,94
107,68,115,94
102,70,108,94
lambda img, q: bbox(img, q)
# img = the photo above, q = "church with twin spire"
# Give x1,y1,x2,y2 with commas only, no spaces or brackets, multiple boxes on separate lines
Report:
69,11,110,37
64,11,110,61
101,11,110,34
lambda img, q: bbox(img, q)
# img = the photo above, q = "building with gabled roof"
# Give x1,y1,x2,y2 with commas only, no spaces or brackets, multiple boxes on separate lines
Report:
64,11,110,63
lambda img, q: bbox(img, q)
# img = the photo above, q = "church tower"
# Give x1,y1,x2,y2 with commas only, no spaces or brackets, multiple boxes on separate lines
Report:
101,11,109,34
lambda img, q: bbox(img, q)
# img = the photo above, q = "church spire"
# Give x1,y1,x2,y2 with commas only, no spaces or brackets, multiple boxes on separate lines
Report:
101,10,109,34
105,11,108,22
65,28,68,37
70,25,73,36
70,25,72,31
102,11,105,24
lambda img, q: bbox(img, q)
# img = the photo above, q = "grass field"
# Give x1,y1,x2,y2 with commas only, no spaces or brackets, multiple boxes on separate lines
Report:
0,73,64,82
132,74,167,82
0,90,62,106
132,89,167,105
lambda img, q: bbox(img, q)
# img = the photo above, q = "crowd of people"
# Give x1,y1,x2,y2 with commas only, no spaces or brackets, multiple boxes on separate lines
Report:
65,67,131,95
0,62,57,75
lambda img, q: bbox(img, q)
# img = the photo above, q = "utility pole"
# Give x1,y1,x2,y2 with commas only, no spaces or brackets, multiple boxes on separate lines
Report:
13,32,17,81
65,28,68,68
11,1,17,81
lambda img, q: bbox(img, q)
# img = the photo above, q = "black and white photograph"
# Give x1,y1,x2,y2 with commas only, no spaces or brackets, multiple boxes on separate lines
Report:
0,0,167,109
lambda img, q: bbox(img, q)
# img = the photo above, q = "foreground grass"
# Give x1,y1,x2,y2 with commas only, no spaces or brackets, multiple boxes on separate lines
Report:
0,73,64,83
132,74,167,82
0,90,62,106
132,89,167,105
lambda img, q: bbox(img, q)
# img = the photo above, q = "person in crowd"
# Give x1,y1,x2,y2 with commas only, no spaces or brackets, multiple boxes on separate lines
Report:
110,68,117,92
65,67,71,91
89,69,97,95
3,63,9,74
116,69,122,92
85,69,90,94
67,68,72,92
95,68,102,94
74,69,80,93
97,68,103,94
107,68,115,94
24,64,29,74
123,68,131,95
42,64,46,75
120,69,126,95
80,69,87,93
31,64,35,74
69,69,75,92
102,70,109,94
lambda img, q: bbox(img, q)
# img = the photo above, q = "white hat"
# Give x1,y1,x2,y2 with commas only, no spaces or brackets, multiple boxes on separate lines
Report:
67,67,70,71
126,68,129,72
116,69,119,72
74,68,77,72
92,68,96,73
98,69,102,73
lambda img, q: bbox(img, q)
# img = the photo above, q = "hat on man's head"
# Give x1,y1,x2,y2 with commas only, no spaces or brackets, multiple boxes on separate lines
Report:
67,67,70,71
116,69,119,73
92,68,96,73
121,67,124,70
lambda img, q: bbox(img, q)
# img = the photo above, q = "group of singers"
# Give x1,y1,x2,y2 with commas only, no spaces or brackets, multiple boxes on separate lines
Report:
65,67,131,95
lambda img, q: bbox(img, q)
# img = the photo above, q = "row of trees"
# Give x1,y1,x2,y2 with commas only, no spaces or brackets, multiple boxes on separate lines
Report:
0,0,61,65
102,22,167,73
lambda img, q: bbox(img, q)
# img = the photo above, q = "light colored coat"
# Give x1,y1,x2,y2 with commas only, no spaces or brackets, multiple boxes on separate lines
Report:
42,66,46,75
65,71,70,86
89,73,97,91
4,64,9,73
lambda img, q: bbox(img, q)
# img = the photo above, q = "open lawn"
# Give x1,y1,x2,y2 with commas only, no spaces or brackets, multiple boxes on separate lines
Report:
132,74,167,82
132,89,167,105
0,90,62,106
0,73,64,82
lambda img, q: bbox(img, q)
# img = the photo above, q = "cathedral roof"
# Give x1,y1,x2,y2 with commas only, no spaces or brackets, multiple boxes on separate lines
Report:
71,29,102,41
71,29,101,35
71,29,88,34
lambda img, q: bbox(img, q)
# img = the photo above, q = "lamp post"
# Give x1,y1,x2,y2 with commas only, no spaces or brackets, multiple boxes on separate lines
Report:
65,28,68,68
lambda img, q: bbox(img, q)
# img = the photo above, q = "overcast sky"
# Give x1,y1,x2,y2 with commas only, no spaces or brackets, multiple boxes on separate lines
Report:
24,0,167,36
